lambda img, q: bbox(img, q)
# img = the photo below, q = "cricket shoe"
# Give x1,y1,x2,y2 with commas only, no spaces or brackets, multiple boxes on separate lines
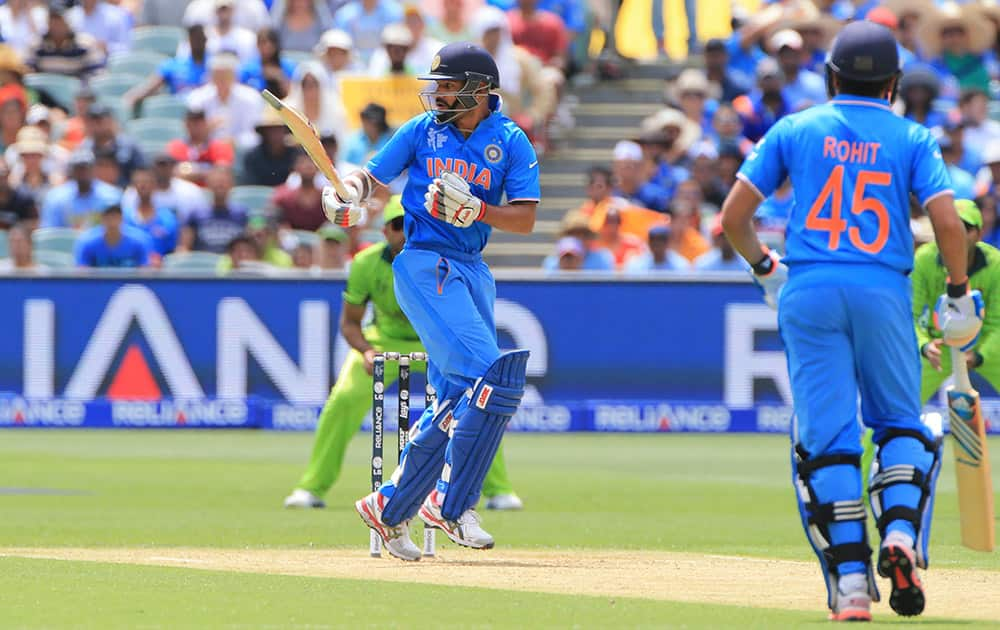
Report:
355,491,422,562
484,493,523,511
419,492,495,549
828,573,872,622
283,489,325,509
878,531,925,617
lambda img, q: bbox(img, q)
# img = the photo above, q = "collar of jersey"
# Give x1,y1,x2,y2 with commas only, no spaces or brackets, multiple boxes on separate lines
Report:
831,94,892,110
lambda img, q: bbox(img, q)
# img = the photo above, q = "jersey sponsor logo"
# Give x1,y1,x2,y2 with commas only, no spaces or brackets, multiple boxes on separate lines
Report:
427,128,448,151
475,384,494,409
424,157,492,188
484,143,503,164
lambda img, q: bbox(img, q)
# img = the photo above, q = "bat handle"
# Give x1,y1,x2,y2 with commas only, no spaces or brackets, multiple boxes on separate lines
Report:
952,345,973,391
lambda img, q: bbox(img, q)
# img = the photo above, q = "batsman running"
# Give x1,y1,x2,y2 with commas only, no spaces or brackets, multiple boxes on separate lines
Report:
321,42,539,561
721,21,984,622
283,197,523,512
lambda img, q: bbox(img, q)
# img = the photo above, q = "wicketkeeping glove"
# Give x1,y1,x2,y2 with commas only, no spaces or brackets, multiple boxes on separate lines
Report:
424,171,486,229
750,248,788,310
934,289,985,350
321,174,365,228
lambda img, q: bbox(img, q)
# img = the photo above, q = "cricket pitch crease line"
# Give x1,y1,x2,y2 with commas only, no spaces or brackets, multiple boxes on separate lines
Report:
2,547,999,622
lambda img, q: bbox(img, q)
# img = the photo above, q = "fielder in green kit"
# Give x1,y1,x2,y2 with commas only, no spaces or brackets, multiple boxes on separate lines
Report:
862,199,1000,482
284,197,522,511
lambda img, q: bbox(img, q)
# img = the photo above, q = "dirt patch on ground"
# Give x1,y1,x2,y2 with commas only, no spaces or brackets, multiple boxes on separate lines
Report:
2,547,998,621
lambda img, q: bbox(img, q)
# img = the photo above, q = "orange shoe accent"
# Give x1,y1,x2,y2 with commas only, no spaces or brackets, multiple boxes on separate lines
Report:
829,609,872,622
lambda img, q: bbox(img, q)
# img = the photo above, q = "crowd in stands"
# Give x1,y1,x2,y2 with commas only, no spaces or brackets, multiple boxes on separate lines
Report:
549,0,1000,275
0,0,576,274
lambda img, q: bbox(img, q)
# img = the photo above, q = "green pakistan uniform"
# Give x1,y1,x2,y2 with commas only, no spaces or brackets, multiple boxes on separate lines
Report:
294,241,515,499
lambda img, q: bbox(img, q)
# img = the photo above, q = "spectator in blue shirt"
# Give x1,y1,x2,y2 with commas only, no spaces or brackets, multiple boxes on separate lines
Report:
239,28,298,95
125,23,210,110
333,0,403,66
898,64,946,129
625,224,691,272
612,140,670,214
41,149,122,228
770,29,826,110
123,167,178,257
342,102,392,166
542,210,615,271
733,57,790,143
704,38,751,103
67,0,132,56
75,204,152,268
694,216,747,272
939,134,977,200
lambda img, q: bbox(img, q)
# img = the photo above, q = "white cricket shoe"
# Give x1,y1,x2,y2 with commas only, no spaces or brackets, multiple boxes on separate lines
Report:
355,491,422,562
828,573,872,622
484,493,524,511
419,491,495,549
283,489,325,509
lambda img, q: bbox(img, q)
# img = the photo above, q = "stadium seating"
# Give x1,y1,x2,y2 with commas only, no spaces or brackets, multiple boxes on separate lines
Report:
25,73,81,112
130,26,185,57
0,230,8,258
290,229,319,248
125,117,186,145
32,227,79,255
140,94,186,120
34,250,75,269
230,186,275,215
162,251,222,271
91,73,146,101
108,51,167,79
282,50,313,66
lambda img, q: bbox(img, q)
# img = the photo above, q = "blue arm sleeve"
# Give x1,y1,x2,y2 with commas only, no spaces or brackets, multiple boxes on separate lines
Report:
503,128,541,202
737,117,790,199
910,126,953,206
365,117,419,185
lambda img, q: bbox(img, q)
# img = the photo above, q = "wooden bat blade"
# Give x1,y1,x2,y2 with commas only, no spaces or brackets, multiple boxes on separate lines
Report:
947,353,996,552
260,90,348,199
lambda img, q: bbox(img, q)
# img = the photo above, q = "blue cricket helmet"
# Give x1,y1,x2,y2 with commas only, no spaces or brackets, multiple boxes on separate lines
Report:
826,20,900,83
420,42,500,89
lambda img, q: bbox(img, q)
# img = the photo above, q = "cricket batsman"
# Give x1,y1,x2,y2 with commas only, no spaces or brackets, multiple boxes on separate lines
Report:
321,43,539,561
721,21,984,622
283,197,523,512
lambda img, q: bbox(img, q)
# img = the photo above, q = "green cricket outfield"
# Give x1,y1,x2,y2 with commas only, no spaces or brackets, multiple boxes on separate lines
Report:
2,431,998,628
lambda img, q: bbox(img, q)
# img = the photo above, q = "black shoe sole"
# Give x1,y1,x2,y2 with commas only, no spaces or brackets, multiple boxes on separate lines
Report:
878,544,925,616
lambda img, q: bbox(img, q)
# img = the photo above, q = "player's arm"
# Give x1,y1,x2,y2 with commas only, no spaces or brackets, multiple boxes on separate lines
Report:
721,180,767,264
340,300,377,375
926,194,969,288
911,247,943,370
481,200,536,234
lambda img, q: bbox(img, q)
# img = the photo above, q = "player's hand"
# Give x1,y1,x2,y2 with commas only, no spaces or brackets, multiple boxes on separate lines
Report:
424,171,485,229
935,289,985,350
362,349,377,376
922,339,944,371
321,185,365,227
750,250,788,310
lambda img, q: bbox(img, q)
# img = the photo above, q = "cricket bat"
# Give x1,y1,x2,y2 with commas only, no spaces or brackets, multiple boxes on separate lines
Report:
947,345,996,551
260,89,350,201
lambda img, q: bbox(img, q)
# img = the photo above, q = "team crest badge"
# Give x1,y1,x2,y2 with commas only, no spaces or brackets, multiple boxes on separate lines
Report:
430,55,441,71
484,144,503,163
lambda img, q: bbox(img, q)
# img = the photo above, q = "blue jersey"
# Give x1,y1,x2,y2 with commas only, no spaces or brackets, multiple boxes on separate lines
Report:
74,225,152,268
366,96,540,256
738,95,952,274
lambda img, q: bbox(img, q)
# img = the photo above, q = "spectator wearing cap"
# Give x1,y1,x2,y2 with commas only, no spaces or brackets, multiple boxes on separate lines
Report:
167,105,235,184
79,103,146,188
239,29,298,96
938,133,977,200
960,87,1000,152
287,60,348,138
343,102,392,166
74,204,153,268
333,0,404,66
0,1,48,58
542,209,614,271
182,0,271,34
638,106,700,173
923,2,993,97
733,57,790,143
896,64,945,129
67,0,131,56
508,0,569,74
179,165,248,253
595,207,648,270
703,38,750,103
41,149,122,228
9,126,63,201
241,108,296,186
427,0,472,44
126,23,211,110
0,45,29,115
122,152,208,226
0,158,38,230
694,215,746,272
624,224,690,273
316,222,349,270
667,69,716,137
667,201,709,263
26,5,104,78
546,236,586,272
220,213,293,270
314,29,359,88
5,120,69,182
273,150,327,232
368,21,417,77
122,166,179,257
177,0,258,64
865,5,918,71
270,0,334,54
611,140,670,214
769,29,826,110
783,3,841,75
186,52,264,150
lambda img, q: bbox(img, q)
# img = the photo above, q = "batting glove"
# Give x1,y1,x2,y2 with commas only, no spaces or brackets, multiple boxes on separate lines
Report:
934,288,985,350
750,248,788,310
424,171,486,229
321,177,365,228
